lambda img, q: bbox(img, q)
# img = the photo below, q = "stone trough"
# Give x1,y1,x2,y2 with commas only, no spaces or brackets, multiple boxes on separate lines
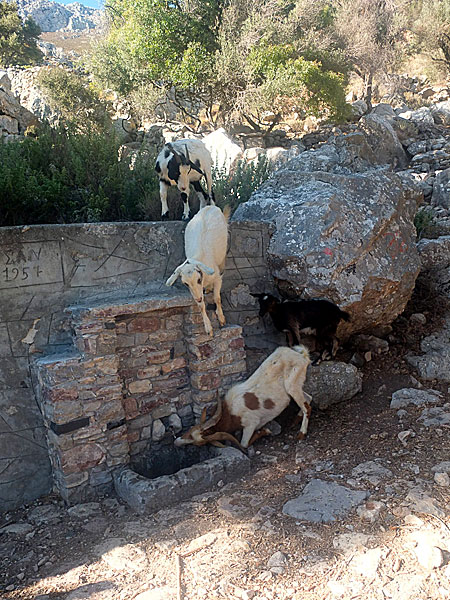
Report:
114,446,250,514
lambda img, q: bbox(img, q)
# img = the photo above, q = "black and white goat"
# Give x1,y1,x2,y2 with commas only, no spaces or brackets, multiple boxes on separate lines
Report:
252,293,350,362
155,139,214,220
174,345,312,449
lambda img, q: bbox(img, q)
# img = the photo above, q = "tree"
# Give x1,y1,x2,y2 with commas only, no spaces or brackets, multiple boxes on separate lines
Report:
411,0,450,73
332,0,406,109
88,0,350,128
0,1,42,66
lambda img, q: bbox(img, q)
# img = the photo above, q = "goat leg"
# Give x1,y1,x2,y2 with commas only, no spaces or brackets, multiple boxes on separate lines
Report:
213,277,226,327
198,297,213,336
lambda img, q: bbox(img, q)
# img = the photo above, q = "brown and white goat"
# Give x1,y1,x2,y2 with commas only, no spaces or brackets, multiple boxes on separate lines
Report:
174,345,312,449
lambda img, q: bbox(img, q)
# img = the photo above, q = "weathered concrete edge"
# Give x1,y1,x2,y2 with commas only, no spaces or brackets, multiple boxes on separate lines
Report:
114,447,250,514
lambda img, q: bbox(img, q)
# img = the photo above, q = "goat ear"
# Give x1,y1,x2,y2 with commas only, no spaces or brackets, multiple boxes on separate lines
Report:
166,267,181,286
188,259,214,276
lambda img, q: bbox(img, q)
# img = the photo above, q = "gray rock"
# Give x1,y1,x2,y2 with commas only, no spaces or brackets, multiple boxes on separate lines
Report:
407,317,450,382
405,486,445,518
382,574,426,600
67,502,101,519
359,114,408,168
151,419,166,442
431,168,450,208
15,0,103,33
234,166,421,337
371,103,396,120
398,106,435,126
333,532,370,552
419,405,450,427
0,522,34,535
390,388,442,409
417,235,450,270
434,472,450,486
304,361,362,409
351,99,368,118
432,461,450,473
27,504,61,524
430,101,450,126
351,460,393,485
282,479,369,523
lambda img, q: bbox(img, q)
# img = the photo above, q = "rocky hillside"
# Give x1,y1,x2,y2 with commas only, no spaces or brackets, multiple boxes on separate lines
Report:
10,0,103,32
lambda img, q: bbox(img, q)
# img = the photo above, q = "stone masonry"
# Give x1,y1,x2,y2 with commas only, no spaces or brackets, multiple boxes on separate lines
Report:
0,221,271,511
33,290,247,503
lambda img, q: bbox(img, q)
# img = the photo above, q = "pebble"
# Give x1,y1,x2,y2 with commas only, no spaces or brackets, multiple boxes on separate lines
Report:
434,472,450,486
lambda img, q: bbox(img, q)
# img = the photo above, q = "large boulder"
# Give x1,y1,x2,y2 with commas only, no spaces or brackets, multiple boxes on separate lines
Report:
233,160,422,337
359,114,409,168
203,128,243,174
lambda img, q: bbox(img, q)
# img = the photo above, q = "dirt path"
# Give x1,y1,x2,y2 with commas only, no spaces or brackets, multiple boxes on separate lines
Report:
1,292,449,600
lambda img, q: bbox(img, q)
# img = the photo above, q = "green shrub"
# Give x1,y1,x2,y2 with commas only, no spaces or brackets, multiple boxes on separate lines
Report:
213,154,272,213
0,125,160,226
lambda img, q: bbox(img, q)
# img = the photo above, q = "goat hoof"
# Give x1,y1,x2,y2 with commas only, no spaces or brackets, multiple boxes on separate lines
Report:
181,214,190,222
161,212,170,221
296,432,306,441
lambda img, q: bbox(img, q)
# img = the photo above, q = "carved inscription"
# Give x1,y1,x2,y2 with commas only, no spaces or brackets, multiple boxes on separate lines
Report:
0,242,63,289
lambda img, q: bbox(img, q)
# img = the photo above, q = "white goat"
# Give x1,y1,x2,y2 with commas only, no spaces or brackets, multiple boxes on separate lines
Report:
155,139,214,220
166,205,230,336
174,345,312,449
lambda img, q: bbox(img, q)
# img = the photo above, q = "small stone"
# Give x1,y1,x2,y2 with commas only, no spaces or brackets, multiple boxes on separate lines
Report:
398,430,415,446
267,551,288,569
67,502,101,519
357,500,384,521
434,472,450,486
152,419,166,442
410,313,427,325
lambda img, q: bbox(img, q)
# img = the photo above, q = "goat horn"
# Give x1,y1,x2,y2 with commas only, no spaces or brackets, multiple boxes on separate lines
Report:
202,397,223,429
200,407,208,424
202,431,247,453
184,145,204,175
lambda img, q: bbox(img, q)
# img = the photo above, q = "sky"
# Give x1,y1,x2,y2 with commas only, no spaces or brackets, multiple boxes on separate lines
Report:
53,0,103,9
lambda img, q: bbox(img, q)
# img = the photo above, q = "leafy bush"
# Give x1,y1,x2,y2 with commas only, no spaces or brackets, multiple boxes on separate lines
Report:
0,1,42,66
37,68,111,133
213,154,272,212
0,126,160,226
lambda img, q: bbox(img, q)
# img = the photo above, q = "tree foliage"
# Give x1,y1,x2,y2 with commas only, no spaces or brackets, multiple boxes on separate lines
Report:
88,0,351,128
37,67,111,133
0,0,42,66
410,0,450,73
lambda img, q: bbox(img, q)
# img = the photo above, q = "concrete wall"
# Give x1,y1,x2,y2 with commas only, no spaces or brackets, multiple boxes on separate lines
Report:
0,220,272,511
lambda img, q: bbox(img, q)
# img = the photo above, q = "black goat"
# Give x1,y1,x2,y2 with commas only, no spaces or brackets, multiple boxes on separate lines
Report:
251,293,350,362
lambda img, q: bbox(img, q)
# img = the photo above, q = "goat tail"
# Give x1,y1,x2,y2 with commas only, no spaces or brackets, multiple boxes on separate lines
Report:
222,204,232,223
292,344,310,362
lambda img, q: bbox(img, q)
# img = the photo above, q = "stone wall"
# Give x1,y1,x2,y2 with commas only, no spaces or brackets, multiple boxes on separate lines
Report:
0,221,272,511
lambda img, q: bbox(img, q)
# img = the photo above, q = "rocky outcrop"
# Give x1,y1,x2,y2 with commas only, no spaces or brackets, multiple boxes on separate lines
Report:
233,134,422,336
12,0,103,32
5,67,57,125
0,70,38,139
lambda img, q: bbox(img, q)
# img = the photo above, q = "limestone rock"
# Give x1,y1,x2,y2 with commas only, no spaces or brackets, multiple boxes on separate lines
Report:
407,316,450,382
234,165,421,336
359,114,408,168
14,0,103,33
431,168,450,208
430,101,450,126
203,128,243,174
390,388,442,409
304,361,362,409
282,479,369,523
